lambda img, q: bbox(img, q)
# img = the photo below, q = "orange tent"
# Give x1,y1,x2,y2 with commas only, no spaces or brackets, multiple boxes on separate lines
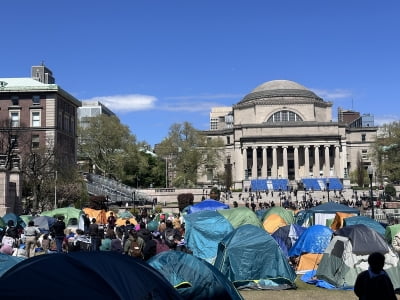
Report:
83,208,107,224
330,212,355,231
296,253,323,273
115,217,137,227
263,214,287,234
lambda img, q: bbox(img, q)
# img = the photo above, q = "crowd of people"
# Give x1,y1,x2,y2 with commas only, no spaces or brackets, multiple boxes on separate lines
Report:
0,210,188,262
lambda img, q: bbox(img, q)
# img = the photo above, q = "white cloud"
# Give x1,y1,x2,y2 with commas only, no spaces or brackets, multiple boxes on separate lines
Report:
310,88,352,100
83,94,157,112
374,114,400,126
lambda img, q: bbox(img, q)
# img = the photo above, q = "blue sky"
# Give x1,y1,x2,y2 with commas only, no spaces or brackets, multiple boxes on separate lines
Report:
1,1,399,147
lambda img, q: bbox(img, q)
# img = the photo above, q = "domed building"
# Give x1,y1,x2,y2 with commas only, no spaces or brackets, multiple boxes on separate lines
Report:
202,80,377,191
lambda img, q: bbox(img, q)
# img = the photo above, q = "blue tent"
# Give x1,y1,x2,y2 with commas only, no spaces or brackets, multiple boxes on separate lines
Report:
148,251,243,300
343,216,386,236
184,210,234,261
187,199,229,214
0,252,182,299
214,224,296,290
33,216,57,234
0,253,25,277
288,225,333,257
272,224,307,257
2,213,25,228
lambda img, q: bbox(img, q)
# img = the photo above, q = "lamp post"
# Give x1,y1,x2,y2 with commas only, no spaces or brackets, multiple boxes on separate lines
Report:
326,178,330,202
165,157,168,188
368,166,374,220
54,170,57,209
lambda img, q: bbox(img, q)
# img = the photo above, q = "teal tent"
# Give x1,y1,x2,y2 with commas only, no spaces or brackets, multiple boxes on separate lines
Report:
148,251,243,300
214,224,296,290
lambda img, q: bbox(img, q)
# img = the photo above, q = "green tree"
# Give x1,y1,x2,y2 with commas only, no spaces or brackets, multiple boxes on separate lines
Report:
371,121,400,184
155,122,223,187
78,115,137,179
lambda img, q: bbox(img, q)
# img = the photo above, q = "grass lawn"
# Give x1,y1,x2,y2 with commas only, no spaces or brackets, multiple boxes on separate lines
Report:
239,276,359,300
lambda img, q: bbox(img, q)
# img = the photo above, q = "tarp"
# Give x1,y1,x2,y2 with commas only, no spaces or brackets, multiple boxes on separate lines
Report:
214,224,296,290
289,225,333,257
316,225,400,289
187,199,229,214
0,253,25,277
272,224,307,257
0,251,182,299
148,251,243,300
343,216,386,236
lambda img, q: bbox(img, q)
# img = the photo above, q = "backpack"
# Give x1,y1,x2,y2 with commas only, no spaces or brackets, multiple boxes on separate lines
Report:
155,239,170,254
128,239,142,258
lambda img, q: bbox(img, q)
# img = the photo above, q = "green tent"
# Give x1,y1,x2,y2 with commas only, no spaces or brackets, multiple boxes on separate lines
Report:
262,206,295,225
385,224,400,244
214,224,296,290
218,207,262,228
40,207,84,229
316,224,400,289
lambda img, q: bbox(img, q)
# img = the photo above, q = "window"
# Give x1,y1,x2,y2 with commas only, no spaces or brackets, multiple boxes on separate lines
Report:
361,134,366,142
31,135,40,149
362,149,368,160
227,136,230,144
32,95,41,105
10,111,20,127
267,110,303,123
210,118,218,130
31,111,41,127
11,96,19,106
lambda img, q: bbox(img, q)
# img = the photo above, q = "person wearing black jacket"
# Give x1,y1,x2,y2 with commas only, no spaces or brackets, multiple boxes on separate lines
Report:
88,218,99,251
52,216,66,253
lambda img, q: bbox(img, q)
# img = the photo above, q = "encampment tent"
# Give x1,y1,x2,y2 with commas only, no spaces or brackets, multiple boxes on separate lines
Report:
40,207,84,230
214,224,296,290
187,199,229,214
288,225,333,273
343,215,386,236
0,251,182,299
272,224,307,257
316,224,400,289
296,202,359,227
33,216,57,234
0,253,25,277
148,251,243,300
262,206,295,234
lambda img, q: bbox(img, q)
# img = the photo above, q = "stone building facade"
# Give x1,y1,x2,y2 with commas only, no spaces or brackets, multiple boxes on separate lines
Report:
0,65,81,214
201,80,377,190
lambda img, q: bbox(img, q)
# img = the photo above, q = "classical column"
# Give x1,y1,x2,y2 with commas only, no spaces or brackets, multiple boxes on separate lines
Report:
283,146,288,179
325,145,330,177
294,146,299,180
262,147,267,178
272,146,278,178
252,147,258,178
243,147,247,179
335,145,340,177
304,146,310,177
314,146,320,177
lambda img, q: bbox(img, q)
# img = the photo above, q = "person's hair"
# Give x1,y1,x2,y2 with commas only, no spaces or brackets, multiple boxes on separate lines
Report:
92,218,96,223
28,220,34,226
165,220,173,229
129,230,138,239
76,229,84,235
368,252,385,273
125,220,130,225
7,220,14,227
140,222,146,229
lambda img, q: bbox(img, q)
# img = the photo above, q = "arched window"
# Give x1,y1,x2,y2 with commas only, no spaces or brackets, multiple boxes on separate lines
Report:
267,110,303,123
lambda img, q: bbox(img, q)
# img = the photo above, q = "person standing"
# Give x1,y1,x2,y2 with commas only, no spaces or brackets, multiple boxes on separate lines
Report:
391,231,400,254
107,212,116,230
52,216,66,253
89,218,99,251
83,214,91,234
24,220,40,258
354,252,396,300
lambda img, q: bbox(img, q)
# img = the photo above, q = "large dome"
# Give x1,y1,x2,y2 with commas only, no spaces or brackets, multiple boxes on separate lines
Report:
237,79,323,105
